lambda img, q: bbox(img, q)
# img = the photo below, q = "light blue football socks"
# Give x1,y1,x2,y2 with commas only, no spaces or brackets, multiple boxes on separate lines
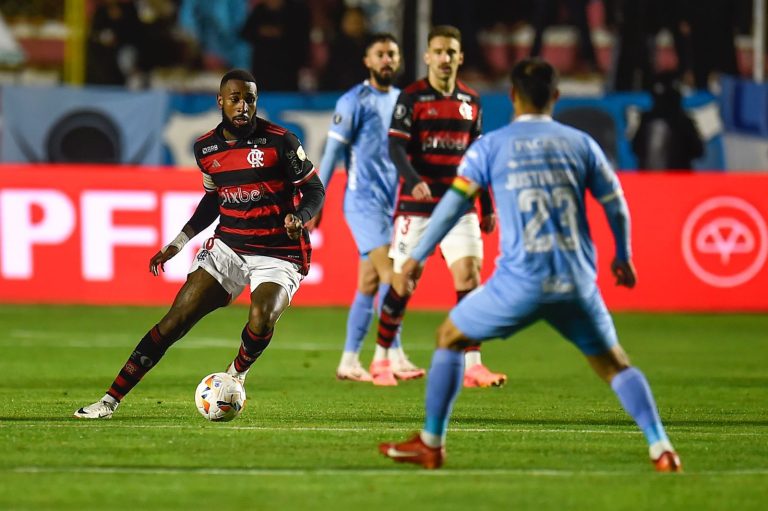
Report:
611,367,670,446
423,348,465,446
343,290,374,353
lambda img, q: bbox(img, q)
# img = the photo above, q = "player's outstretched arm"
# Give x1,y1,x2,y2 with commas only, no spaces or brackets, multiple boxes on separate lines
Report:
149,191,219,276
601,194,636,288
288,172,325,239
389,136,431,200
611,258,637,288
313,137,346,230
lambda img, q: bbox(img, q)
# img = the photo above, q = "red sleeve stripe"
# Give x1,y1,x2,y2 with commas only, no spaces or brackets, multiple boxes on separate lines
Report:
293,167,317,186
404,79,429,93
195,129,215,143
265,125,287,135
389,129,410,140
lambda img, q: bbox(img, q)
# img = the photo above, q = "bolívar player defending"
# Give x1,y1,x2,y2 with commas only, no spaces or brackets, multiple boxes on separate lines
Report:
379,58,681,472
315,33,425,385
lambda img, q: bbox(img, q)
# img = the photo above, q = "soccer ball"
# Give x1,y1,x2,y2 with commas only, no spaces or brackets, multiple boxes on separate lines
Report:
194,372,246,422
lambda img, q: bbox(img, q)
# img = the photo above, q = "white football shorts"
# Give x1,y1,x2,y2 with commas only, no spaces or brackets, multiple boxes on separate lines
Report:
389,212,483,273
189,238,303,302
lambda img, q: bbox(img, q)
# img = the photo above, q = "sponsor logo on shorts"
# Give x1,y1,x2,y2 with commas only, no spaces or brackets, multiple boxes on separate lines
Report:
197,249,210,262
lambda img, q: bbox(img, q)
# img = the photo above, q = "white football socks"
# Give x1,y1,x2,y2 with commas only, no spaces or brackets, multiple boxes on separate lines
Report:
464,350,482,367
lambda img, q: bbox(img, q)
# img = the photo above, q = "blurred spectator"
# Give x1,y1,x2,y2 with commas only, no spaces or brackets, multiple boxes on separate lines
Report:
530,0,599,73
178,0,251,70
134,0,200,77
684,0,738,91
608,0,655,91
85,0,141,85
319,6,370,91
648,0,690,78
240,0,311,92
631,71,703,170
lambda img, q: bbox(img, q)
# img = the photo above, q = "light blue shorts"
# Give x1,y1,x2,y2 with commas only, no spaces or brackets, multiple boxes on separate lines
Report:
449,277,618,356
344,210,394,259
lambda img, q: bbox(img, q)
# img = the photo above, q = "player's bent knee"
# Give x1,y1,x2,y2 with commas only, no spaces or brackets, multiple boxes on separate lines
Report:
436,318,470,352
587,345,631,382
248,306,279,334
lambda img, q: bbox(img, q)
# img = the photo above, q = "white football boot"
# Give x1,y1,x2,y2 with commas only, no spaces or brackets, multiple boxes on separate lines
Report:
336,360,373,382
389,349,426,380
73,399,118,419
226,362,250,385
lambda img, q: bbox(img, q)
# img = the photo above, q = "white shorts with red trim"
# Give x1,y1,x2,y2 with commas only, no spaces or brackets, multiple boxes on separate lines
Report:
389,212,483,273
189,238,303,302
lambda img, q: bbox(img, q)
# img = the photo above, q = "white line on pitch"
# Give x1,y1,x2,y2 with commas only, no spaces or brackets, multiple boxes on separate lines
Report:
1,423,763,437
7,466,768,477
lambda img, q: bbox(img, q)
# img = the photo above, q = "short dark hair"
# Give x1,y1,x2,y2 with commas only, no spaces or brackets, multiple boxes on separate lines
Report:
364,32,399,54
219,69,256,90
510,58,558,109
428,25,461,45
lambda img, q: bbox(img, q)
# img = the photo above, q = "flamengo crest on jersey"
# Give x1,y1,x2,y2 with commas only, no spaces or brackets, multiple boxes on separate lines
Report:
247,148,264,167
193,117,316,274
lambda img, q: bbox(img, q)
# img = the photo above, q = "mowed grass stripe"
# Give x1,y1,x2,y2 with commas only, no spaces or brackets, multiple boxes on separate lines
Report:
9,466,768,477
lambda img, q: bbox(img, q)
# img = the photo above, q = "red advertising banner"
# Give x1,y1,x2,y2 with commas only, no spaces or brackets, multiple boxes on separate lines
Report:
0,166,766,311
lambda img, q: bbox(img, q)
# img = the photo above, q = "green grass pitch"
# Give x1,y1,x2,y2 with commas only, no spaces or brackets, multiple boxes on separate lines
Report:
1,304,766,510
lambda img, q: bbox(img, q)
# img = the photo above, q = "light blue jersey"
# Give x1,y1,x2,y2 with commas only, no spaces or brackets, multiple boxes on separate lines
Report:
459,115,624,298
326,81,400,215
319,81,400,255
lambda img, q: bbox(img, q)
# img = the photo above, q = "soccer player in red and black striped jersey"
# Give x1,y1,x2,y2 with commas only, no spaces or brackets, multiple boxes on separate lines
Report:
370,26,507,388
74,69,325,419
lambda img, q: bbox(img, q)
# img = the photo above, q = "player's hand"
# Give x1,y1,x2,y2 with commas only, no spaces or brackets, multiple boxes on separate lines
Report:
285,213,304,240
611,258,637,288
305,209,323,231
411,181,432,201
149,246,180,276
480,213,496,234
400,258,424,293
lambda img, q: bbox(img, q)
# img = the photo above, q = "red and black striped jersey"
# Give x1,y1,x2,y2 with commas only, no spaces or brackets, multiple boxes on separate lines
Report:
193,118,316,274
388,79,482,216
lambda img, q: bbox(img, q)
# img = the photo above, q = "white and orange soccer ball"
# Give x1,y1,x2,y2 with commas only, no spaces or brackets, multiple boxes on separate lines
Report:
194,372,246,422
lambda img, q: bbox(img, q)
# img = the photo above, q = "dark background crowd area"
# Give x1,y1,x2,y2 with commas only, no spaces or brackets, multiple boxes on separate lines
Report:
0,0,759,94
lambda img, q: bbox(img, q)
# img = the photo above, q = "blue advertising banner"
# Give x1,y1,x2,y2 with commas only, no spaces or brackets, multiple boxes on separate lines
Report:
0,85,724,170
1,85,169,164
